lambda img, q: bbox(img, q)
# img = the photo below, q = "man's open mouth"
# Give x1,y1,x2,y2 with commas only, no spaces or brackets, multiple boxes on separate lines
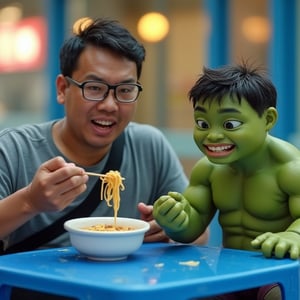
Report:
92,120,114,128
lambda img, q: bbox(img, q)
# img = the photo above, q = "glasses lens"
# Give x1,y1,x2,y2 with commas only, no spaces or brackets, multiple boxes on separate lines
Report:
83,82,108,100
116,84,140,102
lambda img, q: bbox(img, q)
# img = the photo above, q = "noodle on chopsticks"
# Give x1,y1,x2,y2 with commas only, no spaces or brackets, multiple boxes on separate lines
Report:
99,171,125,226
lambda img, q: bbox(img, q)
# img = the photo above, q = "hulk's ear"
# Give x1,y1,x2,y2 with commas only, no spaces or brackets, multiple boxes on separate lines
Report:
265,107,278,131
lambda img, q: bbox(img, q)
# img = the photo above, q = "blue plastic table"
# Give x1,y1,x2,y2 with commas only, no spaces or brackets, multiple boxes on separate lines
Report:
0,243,298,299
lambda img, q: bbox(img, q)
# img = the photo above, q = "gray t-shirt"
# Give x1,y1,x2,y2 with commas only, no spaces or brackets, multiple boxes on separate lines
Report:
0,121,188,248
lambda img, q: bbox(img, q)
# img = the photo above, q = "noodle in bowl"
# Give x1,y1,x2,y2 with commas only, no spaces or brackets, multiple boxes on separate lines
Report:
64,217,150,261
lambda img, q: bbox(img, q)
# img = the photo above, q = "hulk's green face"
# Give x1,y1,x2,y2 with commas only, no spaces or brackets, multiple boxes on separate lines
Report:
193,95,275,165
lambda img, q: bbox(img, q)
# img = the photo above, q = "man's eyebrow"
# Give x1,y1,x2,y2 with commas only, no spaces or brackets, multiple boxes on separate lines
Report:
85,75,136,83
85,74,102,81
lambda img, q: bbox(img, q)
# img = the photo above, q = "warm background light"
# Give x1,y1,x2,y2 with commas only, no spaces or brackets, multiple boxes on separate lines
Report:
15,26,40,63
0,17,46,72
242,16,271,44
137,12,170,43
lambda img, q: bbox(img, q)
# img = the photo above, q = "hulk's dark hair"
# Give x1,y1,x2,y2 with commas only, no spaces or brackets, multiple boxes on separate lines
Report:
60,18,146,79
188,62,277,116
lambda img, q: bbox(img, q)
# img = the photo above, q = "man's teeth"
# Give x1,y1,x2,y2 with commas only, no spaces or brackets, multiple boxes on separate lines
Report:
207,145,232,152
94,120,113,126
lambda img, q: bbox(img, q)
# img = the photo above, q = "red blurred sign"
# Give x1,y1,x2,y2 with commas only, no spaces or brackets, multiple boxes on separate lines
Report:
0,16,47,72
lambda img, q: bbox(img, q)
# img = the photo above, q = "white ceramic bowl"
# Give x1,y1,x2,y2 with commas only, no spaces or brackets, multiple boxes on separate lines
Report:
64,217,150,261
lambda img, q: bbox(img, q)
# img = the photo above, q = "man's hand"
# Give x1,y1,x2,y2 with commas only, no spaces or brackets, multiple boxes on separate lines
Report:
138,202,170,242
24,156,88,213
153,191,189,233
251,231,300,259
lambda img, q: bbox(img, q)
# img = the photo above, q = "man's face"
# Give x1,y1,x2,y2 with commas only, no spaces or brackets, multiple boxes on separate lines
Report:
56,45,139,152
193,96,269,165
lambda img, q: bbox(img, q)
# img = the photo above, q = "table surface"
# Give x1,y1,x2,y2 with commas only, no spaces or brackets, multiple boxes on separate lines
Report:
0,243,299,299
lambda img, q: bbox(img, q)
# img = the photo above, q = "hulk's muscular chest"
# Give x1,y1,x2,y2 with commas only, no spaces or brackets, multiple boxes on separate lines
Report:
211,167,288,219
209,166,293,249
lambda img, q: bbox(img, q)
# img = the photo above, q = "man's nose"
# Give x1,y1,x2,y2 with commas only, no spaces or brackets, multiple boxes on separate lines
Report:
96,89,118,110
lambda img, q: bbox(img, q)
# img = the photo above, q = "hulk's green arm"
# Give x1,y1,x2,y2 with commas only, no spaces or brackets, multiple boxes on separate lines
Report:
153,157,217,243
280,163,300,234
252,166,300,259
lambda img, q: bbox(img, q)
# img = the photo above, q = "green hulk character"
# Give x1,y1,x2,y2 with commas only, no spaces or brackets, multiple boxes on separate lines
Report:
153,62,300,300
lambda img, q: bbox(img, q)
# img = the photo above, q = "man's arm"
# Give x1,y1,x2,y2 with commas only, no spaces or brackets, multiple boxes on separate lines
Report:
0,157,88,239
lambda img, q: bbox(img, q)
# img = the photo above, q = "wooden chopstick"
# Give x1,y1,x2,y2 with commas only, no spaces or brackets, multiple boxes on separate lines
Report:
85,172,104,177
85,171,125,180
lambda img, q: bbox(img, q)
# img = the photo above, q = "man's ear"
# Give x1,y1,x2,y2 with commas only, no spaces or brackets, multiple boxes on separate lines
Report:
265,107,278,131
56,75,68,104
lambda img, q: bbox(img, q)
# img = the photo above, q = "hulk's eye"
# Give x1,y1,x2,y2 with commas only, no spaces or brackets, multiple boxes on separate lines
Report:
196,120,209,129
223,120,242,129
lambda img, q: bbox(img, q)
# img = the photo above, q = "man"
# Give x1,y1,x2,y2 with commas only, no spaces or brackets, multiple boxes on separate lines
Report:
0,18,207,299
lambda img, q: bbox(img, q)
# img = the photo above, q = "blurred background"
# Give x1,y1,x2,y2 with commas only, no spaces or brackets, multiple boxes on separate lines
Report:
0,0,298,176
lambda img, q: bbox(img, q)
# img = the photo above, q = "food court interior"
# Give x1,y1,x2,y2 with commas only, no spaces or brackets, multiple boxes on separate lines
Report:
0,0,298,170
0,0,298,244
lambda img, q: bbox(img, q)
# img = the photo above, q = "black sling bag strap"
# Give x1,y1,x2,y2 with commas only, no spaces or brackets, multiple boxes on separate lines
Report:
2,132,125,254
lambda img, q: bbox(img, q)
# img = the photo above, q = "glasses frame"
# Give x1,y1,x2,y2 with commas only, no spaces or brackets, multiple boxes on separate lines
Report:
65,76,143,103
